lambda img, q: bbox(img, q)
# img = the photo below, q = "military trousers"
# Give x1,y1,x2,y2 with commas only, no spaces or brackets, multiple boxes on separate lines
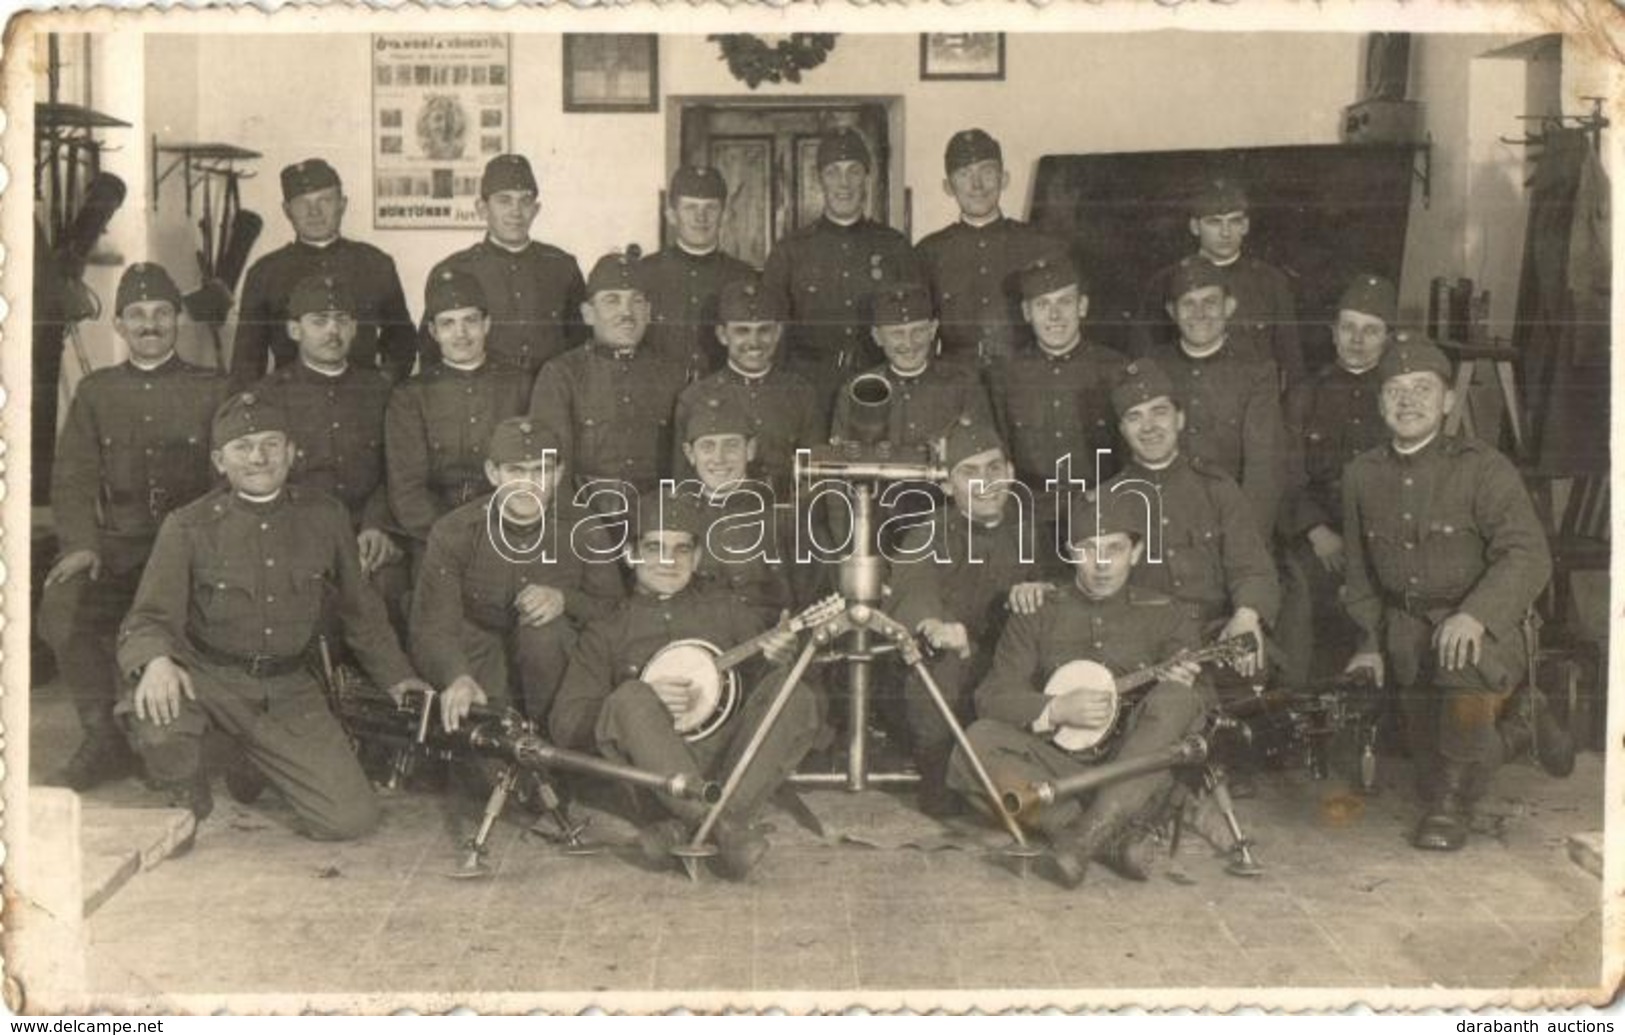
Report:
1276,538,1359,687
461,618,577,723
946,680,1207,837
594,666,824,826
122,656,381,841
38,565,143,735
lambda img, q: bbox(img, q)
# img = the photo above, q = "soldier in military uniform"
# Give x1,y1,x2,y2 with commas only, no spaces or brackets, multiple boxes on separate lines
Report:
253,273,406,607
1099,358,1278,684
947,490,1206,887
991,256,1126,572
914,129,1062,371
529,249,688,511
1276,274,1396,685
116,393,431,838
1342,340,1552,852
386,269,529,543
1140,256,1286,543
413,418,623,728
229,159,417,390
885,416,1048,815
423,154,586,378
38,263,228,790
549,492,821,880
1134,177,1302,390
761,128,920,423
639,166,756,381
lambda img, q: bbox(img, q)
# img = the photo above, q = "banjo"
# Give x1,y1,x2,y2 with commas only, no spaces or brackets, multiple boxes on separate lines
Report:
640,594,847,742
1043,632,1259,758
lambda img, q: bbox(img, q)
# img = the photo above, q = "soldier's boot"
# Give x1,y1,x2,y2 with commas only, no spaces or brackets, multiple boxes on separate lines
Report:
1044,806,1127,891
635,818,690,871
53,711,139,792
224,749,269,805
712,818,770,882
162,771,216,856
915,742,967,820
1497,687,1576,778
1412,763,1471,852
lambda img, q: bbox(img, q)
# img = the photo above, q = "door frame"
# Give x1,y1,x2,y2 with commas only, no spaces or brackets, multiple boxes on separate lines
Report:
666,95,909,243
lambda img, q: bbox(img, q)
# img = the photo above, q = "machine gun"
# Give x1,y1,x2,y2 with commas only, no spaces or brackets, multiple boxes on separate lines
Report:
320,653,720,878
1222,670,1382,793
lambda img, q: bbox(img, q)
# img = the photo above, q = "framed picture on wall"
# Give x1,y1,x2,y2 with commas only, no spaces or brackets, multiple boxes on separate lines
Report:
564,34,659,113
919,33,1005,81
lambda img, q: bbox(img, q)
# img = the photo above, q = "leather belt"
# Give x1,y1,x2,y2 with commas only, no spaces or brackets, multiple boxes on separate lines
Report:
190,638,311,678
1383,590,1460,619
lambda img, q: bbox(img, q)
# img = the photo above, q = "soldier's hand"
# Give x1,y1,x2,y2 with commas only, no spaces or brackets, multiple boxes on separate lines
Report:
356,529,401,576
1433,612,1486,671
1050,687,1115,729
45,549,102,587
1345,651,1385,688
761,616,798,667
918,619,971,659
515,585,566,627
1306,525,1346,575
1162,660,1202,687
384,676,432,707
440,675,487,733
134,656,194,726
1007,582,1054,616
650,676,699,715
1220,607,1265,678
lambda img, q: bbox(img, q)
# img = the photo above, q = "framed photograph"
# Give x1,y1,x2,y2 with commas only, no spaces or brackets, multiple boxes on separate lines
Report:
919,32,1005,81
564,34,659,113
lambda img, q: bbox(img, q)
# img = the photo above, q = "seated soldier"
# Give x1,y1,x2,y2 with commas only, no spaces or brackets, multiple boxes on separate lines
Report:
548,491,822,880
386,269,529,543
414,417,624,729
885,415,1047,815
948,490,1205,887
117,393,430,840
677,402,793,628
1342,340,1553,852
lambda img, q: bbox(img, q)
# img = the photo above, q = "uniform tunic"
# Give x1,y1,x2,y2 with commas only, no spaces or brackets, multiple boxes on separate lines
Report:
1103,455,1281,629
116,485,417,839
638,246,756,381
1341,434,1551,780
254,361,394,531
229,238,417,389
385,360,530,540
829,361,995,452
424,238,586,377
760,217,920,416
411,495,623,719
691,491,794,628
549,585,822,824
672,364,824,495
40,356,226,726
991,340,1125,492
914,216,1060,365
1134,254,1302,389
528,342,687,492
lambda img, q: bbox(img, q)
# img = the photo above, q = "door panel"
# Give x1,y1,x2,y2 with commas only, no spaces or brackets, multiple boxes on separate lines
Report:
710,136,773,268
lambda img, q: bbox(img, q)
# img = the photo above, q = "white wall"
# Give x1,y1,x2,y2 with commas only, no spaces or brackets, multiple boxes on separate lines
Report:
146,31,1361,330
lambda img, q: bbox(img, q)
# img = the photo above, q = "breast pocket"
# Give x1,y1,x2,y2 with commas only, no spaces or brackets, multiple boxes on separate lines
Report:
196,563,257,625
1160,523,1223,599
1420,509,1486,590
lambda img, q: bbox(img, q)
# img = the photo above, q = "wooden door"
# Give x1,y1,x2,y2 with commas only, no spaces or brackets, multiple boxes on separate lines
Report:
677,102,891,269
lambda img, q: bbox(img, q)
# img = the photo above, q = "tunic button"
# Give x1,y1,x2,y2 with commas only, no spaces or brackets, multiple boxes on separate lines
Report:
1404,543,1414,551
1402,513,1411,521
265,559,276,567
470,417,478,423
332,421,341,429
1094,641,1104,649
260,522,269,530
1403,478,1413,486
266,595,274,603
143,414,153,422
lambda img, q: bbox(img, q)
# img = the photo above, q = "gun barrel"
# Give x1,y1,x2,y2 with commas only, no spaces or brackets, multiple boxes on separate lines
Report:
466,723,721,804
1002,734,1210,818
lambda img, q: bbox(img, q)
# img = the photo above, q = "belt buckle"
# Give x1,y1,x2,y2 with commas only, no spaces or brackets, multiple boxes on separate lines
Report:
245,654,281,678
148,486,171,519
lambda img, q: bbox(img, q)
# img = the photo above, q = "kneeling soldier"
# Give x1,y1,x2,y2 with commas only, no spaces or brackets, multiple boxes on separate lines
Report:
549,491,822,880
117,392,430,839
948,491,1205,887
414,417,624,729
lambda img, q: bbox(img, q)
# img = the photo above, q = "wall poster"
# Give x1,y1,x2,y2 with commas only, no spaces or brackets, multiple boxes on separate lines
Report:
371,33,511,229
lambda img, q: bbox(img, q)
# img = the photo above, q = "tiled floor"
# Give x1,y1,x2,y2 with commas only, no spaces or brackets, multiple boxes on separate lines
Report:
31,686,1610,1008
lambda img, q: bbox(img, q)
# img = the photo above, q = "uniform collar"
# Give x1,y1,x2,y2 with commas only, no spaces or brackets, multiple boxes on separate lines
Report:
295,236,343,251
442,356,486,373
959,212,1004,229
1391,431,1443,459
1179,336,1229,361
591,340,639,362
675,241,719,259
128,352,179,373
726,362,774,382
821,214,864,231
298,359,349,379
1127,451,1184,477
1037,338,1081,361
484,235,531,254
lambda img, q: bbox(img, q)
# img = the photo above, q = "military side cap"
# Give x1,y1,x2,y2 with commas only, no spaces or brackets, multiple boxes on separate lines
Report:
1018,256,1081,302
937,413,1005,472
945,128,1002,175
1376,338,1453,386
212,391,289,449
1110,357,1177,418
816,128,872,171
683,396,753,443
115,262,183,314
634,487,702,540
1069,487,1148,543
1337,273,1398,326
287,273,357,319
716,277,779,323
1165,255,1228,304
586,246,649,296
280,158,341,202
487,417,563,464
481,154,538,197
424,268,488,319
873,282,934,326
1188,176,1250,218
669,165,728,202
